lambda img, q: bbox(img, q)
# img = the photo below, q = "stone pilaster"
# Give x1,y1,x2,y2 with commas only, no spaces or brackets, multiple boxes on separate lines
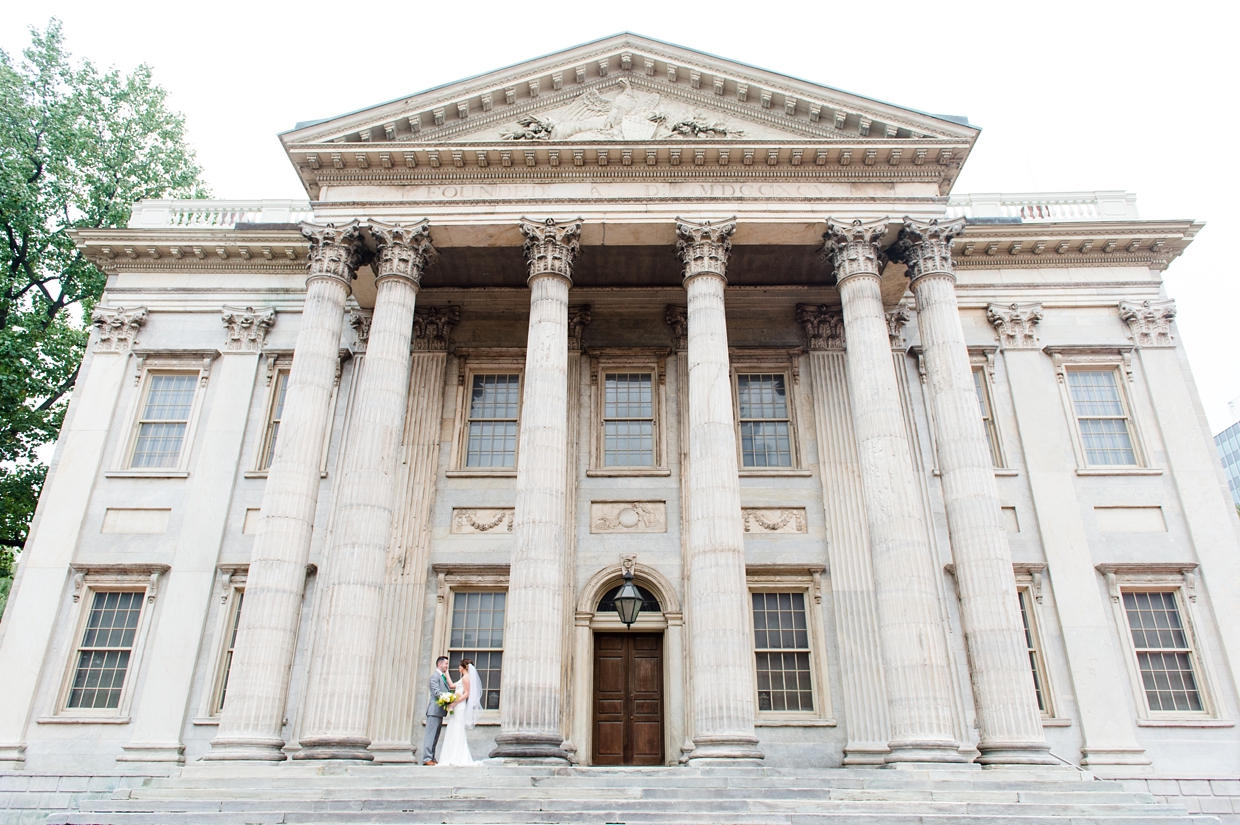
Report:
823,218,962,764
367,307,458,760
296,221,435,760
0,306,146,768
676,218,762,762
491,218,581,760
797,305,892,765
207,222,364,761
895,217,1053,765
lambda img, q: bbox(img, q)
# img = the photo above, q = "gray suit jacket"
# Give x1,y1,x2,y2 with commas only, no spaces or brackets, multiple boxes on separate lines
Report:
426,670,451,717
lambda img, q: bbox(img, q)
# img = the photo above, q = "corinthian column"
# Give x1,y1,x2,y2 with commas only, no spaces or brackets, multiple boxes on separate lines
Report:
206,222,363,761
296,221,435,760
491,218,580,761
895,218,1053,765
676,219,762,762
823,218,962,764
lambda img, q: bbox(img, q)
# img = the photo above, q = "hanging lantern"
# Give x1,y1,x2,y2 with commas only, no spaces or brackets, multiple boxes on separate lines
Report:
613,568,644,627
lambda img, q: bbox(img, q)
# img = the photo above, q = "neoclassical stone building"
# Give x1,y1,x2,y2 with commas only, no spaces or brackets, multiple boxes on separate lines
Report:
2,34,1238,801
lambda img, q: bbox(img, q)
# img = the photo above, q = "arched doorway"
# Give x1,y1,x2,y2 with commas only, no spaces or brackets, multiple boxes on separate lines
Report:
571,562,684,767
593,584,664,766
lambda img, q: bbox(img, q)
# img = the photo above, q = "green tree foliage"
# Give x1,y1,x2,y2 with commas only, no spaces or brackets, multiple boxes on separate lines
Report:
0,19,208,585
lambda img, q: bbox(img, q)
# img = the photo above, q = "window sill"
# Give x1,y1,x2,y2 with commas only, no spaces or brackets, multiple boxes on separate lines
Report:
191,717,221,726
38,715,130,725
105,470,189,479
1042,717,1072,727
586,468,672,477
1075,468,1163,477
755,717,837,727
445,469,517,478
994,469,1020,477
1136,718,1234,728
739,470,813,478
243,470,328,478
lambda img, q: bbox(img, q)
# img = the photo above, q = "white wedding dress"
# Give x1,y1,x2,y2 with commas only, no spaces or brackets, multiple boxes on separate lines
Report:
437,665,482,767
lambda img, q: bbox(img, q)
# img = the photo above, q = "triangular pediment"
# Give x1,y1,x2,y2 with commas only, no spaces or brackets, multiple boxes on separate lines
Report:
280,34,977,196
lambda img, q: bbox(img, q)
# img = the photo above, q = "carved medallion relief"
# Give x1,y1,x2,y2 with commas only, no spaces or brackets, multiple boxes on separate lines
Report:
590,501,667,534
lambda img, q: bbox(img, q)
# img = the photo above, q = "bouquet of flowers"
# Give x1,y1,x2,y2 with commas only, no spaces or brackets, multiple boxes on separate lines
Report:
436,692,457,712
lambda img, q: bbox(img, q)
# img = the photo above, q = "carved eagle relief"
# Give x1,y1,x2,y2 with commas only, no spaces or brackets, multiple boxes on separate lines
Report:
500,78,743,142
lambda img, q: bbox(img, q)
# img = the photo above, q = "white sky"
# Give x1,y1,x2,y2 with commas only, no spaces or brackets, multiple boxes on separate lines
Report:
4,0,1238,431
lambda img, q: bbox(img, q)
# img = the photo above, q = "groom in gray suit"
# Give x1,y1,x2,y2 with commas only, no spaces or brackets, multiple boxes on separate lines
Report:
422,656,452,765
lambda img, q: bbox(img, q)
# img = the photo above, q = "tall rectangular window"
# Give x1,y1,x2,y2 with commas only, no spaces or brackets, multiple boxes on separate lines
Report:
259,371,289,471
603,373,654,467
1123,591,1203,713
130,373,197,468
465,374,520,468
214,592,244,713
67,591,144,710
737,374,792,468
752,592,814,712
1018,589,1047,713
973,367,1002,467
448,591,505,710
1067,370,1137,466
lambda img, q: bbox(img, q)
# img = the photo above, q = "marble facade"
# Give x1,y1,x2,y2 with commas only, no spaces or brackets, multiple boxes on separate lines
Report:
0,34,1236,788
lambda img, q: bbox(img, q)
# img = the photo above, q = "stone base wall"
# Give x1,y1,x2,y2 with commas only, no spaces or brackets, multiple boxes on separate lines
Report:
1118,776,1240,822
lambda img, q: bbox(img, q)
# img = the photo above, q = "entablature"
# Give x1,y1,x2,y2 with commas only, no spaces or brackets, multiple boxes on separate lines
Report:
953,219,1202,271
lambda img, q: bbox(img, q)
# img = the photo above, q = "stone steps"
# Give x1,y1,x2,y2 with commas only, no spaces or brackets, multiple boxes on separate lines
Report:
14,765,1221,825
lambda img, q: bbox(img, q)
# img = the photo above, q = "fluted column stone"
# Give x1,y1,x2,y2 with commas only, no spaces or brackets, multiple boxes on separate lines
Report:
207,222,363,761
296,221,435,760
823,218,963,764
677,218,763,762
895,217,1053,765
491,218,581,760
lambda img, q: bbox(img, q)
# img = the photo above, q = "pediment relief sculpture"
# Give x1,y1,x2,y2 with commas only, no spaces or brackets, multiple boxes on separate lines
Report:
499,79,745,142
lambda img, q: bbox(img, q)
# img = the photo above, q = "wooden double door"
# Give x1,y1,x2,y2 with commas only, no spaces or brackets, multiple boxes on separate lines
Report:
592,633,664,765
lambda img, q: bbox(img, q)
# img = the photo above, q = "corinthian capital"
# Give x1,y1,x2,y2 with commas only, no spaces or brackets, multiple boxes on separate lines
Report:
795,304,845,351
568,305,593,351
675,218,736,283
821,218,887,282
413,306,461,352
301,220,366,288
1118,298,1177,347
987,302,1043,349
519,217,582,282
893,216,966,282
221,305,276,352
371,219,436,286
90,305,148,353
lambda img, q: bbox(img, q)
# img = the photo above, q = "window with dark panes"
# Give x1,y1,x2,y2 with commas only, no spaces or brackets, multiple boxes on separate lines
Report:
751,591,814,712
1018,589,1047,713
448,591,506,710
131,373,197,468
465,374,520,467
1123,591,1203,713
603,373,655,466
1066,370,1137,466
259,371,289,471
214,591,244,713
737,374,792,467
67,591,144,710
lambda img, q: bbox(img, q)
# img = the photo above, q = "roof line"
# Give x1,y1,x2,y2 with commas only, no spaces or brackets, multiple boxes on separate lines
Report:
281,32,975,136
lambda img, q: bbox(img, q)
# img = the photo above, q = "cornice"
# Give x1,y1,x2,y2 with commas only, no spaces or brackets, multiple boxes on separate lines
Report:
953,219,1202,271
71,229,309,275
288,141,964,198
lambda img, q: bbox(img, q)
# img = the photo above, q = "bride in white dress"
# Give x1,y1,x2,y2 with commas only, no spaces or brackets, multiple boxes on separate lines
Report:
437,659,483,766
